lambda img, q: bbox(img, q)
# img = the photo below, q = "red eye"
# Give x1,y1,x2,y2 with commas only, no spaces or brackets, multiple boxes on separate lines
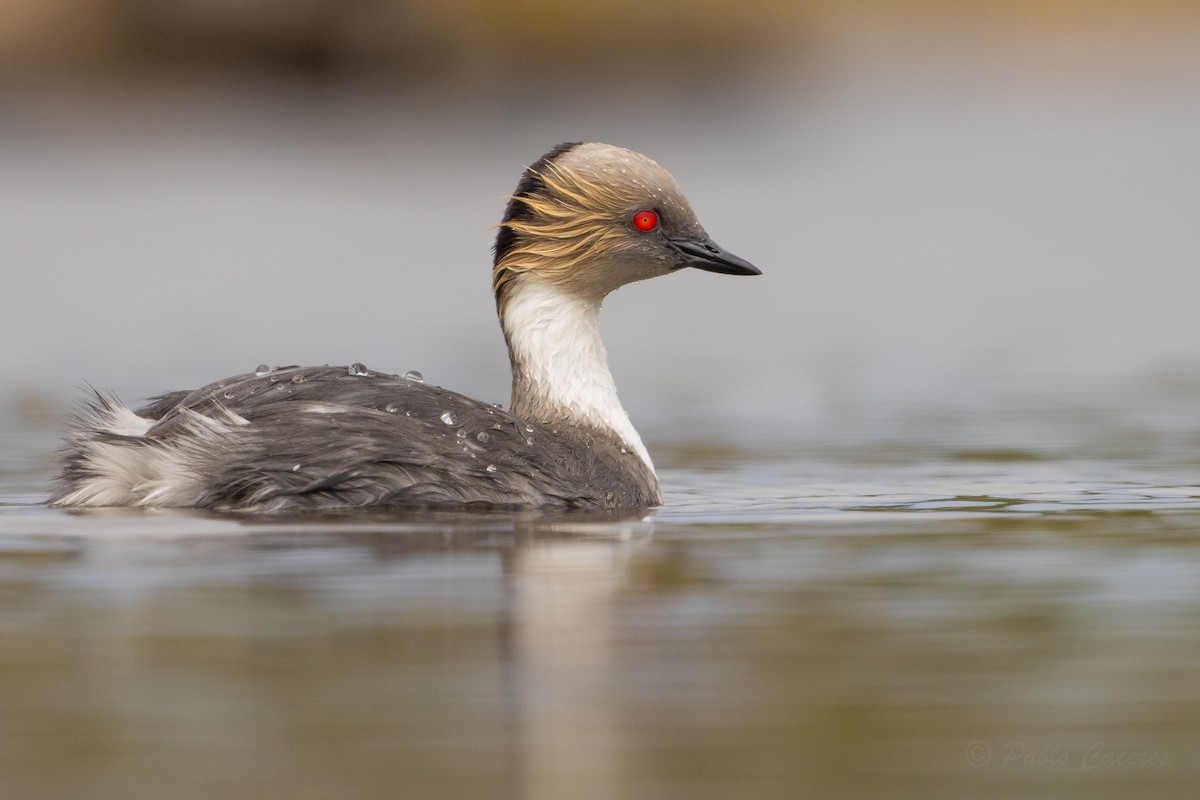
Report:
632,210,658,231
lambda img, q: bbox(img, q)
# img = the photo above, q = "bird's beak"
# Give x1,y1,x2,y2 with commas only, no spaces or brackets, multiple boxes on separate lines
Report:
668,236,761,276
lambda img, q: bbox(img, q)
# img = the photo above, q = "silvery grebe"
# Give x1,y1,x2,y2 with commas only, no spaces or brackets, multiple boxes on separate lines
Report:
50,142,759,511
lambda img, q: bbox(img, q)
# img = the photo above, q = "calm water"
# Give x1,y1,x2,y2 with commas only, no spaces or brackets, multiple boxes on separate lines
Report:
4,30,1200,798
3,397,1200,799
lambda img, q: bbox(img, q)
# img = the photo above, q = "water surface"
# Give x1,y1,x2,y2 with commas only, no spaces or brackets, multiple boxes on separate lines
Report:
3,414,1199,800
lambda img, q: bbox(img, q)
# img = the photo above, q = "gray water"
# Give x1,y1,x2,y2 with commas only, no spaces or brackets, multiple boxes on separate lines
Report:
3,30,1200,800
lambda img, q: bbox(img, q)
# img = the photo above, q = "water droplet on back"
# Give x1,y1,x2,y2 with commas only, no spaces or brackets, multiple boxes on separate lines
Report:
456,429,467,439
404,370,424,383
485,464,497,473
291,374,306,384
524,424,533,433
223,390,235,400
385,402,400,413
476,431,490,442
348,363,369,377
440,411,457,425
254,364,271,376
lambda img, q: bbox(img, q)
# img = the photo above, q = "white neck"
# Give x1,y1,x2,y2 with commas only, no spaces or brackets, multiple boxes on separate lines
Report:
501,280,654,473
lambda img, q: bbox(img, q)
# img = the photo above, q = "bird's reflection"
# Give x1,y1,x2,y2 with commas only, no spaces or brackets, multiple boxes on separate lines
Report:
61,504,656,797
500,515,652,800
244,506,654,799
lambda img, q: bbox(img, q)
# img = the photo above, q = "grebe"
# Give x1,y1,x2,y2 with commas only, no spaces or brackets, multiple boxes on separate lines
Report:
50,142,759,511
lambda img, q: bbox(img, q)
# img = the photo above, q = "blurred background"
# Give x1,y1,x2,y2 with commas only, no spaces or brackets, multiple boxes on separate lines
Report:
2,0,1200,460
4,6,1200,799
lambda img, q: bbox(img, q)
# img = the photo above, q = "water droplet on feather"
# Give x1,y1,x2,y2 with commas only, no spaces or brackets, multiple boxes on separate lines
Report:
348,363,369,376
404,370,424,383
440,411,457,425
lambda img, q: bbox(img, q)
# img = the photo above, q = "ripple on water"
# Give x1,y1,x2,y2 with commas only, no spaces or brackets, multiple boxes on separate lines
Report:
657,460,1200,524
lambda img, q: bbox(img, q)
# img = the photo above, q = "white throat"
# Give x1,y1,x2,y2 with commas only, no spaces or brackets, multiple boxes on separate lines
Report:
502,281,654,472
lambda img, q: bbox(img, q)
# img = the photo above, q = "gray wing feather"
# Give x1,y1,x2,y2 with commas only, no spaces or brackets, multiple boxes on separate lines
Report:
136,365,659,511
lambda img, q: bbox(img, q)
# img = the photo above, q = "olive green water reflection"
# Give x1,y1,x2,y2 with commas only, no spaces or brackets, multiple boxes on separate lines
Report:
2,503,1198,800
